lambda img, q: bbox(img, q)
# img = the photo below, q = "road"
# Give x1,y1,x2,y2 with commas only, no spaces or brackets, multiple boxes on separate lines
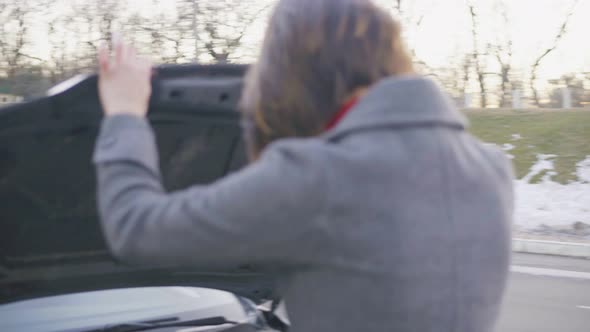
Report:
497,253,590,332
1,252,589,331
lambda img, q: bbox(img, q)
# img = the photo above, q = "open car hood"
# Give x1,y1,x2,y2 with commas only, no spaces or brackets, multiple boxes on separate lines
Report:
0,64,278,305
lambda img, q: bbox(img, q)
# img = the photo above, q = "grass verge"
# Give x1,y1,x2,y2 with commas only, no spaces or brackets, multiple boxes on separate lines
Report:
464,109,590,184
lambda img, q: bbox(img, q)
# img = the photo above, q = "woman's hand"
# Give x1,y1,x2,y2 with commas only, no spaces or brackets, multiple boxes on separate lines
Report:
98,38,152,117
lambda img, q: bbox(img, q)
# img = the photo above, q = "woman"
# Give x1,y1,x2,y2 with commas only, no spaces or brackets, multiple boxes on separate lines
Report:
95,0,514,331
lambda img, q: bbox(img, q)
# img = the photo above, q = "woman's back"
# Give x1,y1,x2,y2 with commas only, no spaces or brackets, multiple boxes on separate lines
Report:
267,76,512,332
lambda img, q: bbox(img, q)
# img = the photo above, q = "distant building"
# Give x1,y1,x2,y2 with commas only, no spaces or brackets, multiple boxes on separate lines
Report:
0,93,24,105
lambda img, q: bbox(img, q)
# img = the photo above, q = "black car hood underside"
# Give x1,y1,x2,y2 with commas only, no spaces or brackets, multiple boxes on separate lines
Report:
0,64,279,305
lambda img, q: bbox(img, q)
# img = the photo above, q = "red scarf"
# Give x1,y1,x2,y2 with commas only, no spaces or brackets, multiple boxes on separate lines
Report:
324,98,359,131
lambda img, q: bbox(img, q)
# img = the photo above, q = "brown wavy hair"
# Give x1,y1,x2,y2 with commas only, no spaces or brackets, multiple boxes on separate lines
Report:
239,0,414,159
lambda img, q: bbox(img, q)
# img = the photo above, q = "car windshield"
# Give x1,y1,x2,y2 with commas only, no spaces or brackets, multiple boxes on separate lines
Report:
0,1,589,332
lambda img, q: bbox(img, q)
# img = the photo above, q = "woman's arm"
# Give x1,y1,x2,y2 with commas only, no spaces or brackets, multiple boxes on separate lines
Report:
94,114,326,268
94,39,326,269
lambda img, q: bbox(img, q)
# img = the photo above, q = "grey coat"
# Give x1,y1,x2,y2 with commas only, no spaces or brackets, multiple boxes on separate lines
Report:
94,75,514,332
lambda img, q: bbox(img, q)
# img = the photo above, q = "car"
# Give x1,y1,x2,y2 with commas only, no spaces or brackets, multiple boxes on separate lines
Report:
0,64,289,332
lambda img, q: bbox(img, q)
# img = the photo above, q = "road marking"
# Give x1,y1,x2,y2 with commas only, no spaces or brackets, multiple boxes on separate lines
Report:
577,305,590,310
511,265,590,280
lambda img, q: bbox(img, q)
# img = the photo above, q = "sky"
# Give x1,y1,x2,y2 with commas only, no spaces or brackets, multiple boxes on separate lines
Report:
28,0,590,84
237,0,590,81
384,0,590,78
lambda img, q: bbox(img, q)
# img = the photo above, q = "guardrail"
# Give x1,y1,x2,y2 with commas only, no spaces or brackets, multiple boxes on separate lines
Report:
513,238,590,259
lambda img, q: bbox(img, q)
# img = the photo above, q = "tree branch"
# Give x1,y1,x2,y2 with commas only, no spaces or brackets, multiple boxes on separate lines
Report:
17,52,45,63
530,0,580,106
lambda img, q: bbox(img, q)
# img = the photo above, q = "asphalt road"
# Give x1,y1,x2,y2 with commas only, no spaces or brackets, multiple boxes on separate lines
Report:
496,253,590,332
2,252,589,332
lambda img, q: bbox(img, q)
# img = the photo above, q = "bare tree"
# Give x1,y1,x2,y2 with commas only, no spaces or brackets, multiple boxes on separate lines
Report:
529,0,580,107
490,44,513,107
127,12,186,63
68,0,124,71
391,0,426,27
391,0,431,73
196,0,272,63
172,0,203,61
0,0,33,80
74,0,268,66
191,0,200,60
467,2,488,108
44,8,77,84
393,0,402,13
489,0,513,107
0,0,54,96
429,53,471,107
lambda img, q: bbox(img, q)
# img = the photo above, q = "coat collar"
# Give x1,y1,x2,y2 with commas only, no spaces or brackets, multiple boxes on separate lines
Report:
323,75,468,140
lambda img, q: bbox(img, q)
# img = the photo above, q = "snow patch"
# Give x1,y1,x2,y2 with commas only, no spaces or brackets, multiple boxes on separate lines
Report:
576,156,590,183
520,154,556,183
515,154,590,231
502,143,515,151
511,134,522,141
502,143,515,160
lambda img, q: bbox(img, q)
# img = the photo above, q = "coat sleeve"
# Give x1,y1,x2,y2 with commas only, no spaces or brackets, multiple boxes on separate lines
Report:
93,115,326,268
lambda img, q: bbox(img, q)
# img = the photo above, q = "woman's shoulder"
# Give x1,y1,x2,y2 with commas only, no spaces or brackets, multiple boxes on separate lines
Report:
262,136,332,164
